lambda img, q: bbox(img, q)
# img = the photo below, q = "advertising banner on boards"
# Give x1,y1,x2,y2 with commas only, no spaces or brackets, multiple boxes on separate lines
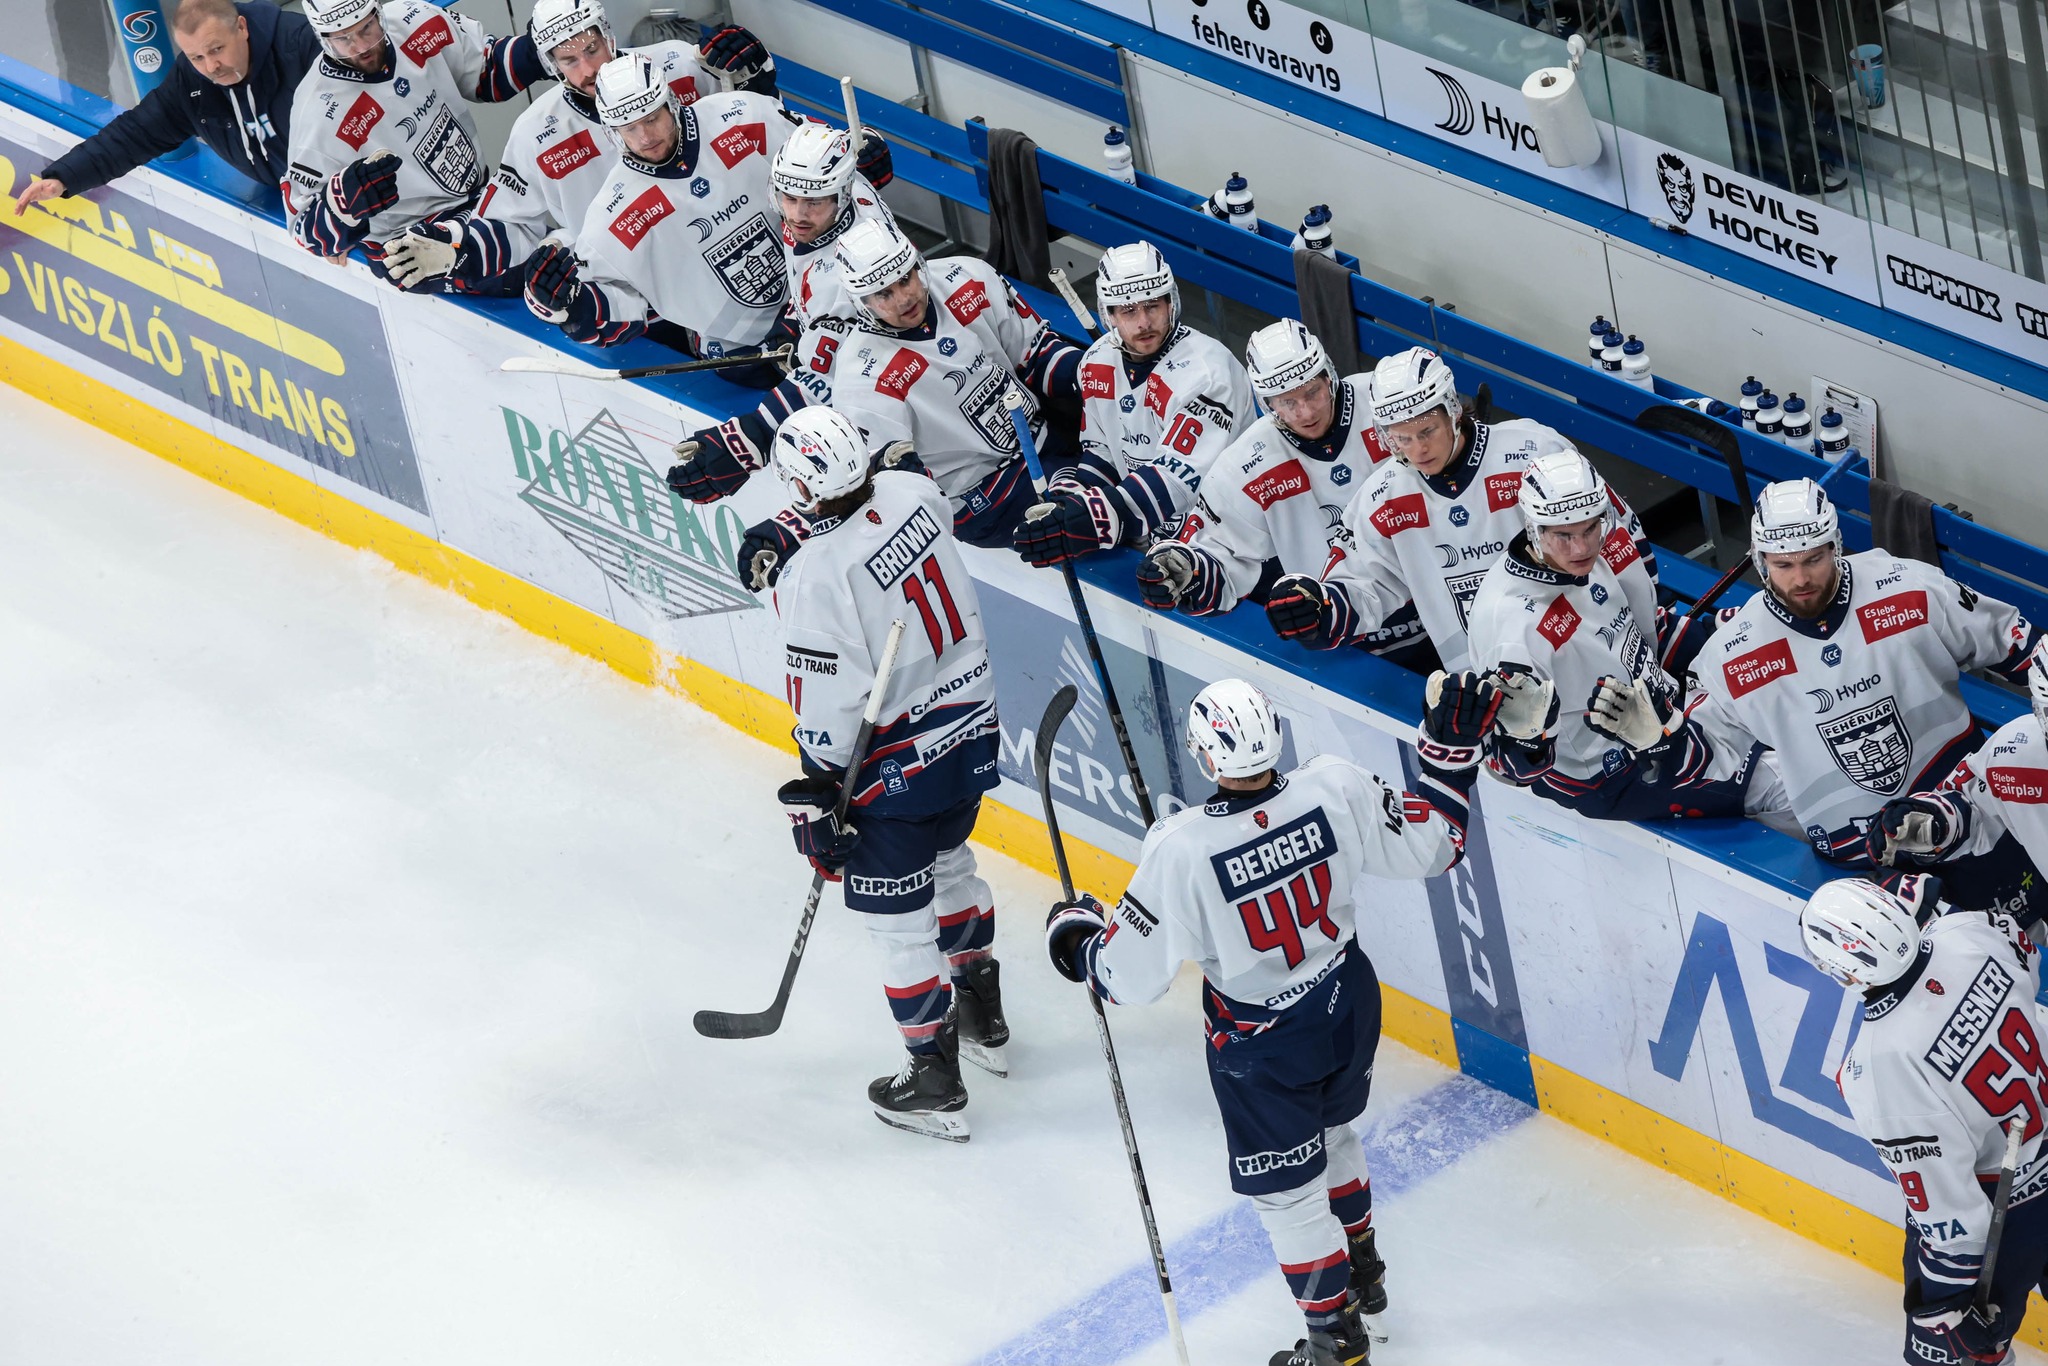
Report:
1869,220,2048,373
1147,0,1384,117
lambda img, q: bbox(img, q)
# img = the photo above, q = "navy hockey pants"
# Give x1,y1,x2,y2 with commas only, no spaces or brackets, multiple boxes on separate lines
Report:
1523,748,1755,822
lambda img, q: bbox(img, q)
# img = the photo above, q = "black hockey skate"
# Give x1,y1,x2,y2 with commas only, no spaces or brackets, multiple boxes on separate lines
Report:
953,957,1010,1078
1268,1303,1370,1366
869,1018,969,1142
1347,1226,1388,1340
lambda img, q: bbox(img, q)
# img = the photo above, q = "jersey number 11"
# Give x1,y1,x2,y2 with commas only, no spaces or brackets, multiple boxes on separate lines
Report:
901,554,966,656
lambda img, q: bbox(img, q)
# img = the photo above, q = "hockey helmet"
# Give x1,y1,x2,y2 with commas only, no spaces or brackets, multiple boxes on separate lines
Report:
1798,878,1925,988
1243,320,1334,403
530,0,614,79
771,407,870,513
1518,448,1613,545
835,218,925,326
1749,478,1841,579
1185,679,1282,782
1368,347,1461,455
772,122,860,207
304,0,379,37
593,53,677,130
1095,242,1181,341
2029,635,2048,730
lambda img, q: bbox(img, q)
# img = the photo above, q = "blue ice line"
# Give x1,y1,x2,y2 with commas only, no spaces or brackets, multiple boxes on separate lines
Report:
972,1074,1537,1366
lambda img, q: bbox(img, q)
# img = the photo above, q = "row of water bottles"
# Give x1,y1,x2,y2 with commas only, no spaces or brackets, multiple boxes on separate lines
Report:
1101,128,1338,258
1585,314,1853,457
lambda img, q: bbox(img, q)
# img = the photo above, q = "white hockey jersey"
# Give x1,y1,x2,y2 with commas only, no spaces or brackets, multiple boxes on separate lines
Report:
1322,419,1574,672
1942,717,2048,873
785,184,895,326
1839,906,2048,1296
1465,526,1665,780
1174,376,1385,615
1081,754,1463,1013
1684,552,2034,862
774,471,1000,815
1074,326,1255,539
283,1,509,250
573,91,796,347
474,41,719,265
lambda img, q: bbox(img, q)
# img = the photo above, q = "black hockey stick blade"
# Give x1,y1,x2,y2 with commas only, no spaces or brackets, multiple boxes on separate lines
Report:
1034,686,1080,900
1635,402,1750,513
690,879,822,1039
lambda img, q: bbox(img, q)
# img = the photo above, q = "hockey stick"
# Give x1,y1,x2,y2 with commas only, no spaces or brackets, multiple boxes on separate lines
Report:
1006,392,1158,826
499,345,794,381
840,76,862,163
1976,1118,2026,1315
1049,267,1100,337
1035,687,1192,1366
693,620,908,1040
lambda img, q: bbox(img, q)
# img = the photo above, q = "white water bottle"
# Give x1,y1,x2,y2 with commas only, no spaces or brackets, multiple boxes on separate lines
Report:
1780,392,1812,449
1295,204,1335,257
1816,407,1849,455
1588,315,1614,366
1620,334,1653,388
1739,375,1763,428
1101,126,1137,185
1221,172,1256,231
1754,390,1783,440
1599,330,1625,374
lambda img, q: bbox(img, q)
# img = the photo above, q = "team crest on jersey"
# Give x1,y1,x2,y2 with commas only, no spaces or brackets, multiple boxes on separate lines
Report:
1822,643,1843,666
1449,506,1470,527
938,338,958,356
394,77,410,97
1332,464,1351,485
1589,583,1607,604
1449,569,1487,627
958,370,1023,453
1819,697,1912,796
689,176,711,198
1253,810,1268,828
704,212,786,306
412,105,482,195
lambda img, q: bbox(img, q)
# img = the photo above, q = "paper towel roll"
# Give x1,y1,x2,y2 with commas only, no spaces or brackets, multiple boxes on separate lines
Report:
1522,65,1602,169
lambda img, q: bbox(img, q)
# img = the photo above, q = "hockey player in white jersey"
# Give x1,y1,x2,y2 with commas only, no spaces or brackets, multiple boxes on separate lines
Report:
1009,241,1253,566
1799,874,2048,1365
1603,478,2040,909
766,406,1007,1140
1046,677,1489,1366
380,0,779,294
282,0,545,283
774,121,895,326
521,53,797,380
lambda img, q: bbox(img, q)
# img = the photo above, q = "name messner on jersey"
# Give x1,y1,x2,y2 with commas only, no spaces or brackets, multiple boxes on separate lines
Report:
764,406,1010,1144
1045,673,1494,1366
1260,346,1570,673
1798,874,2048,1366
378,0,780,294
1008,241,1254,569
283,0,546,283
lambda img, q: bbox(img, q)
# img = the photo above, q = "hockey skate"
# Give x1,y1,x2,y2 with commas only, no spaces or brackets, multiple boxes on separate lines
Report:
1347,1226,1388,1341
869,1018,969,1142
952,957,1010,1078
1268,1302,1370,1366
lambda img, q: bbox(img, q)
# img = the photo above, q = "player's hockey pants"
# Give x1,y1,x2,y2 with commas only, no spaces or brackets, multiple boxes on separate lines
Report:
1254,1122,1375,1332
1521,748,1754,821
844,796,996,1055
1902,1191,2048,1364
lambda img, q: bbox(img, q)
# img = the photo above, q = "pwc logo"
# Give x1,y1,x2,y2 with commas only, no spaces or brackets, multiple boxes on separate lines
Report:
1370,492,1429,538
336,92,383,151
1724,639,1797,698
1858,590,1930,644
537,130,600,180
608,186,675,249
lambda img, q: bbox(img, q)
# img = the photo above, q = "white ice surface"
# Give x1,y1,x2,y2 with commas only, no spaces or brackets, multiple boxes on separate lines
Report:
0,385,2032,1365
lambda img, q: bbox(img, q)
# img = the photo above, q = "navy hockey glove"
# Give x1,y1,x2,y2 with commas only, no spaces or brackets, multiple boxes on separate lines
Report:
1910,1292,2007,1363
1419,669,1501,773
1138,542,1212,611
698,24,775,95
1869,793,1967,867
856,128,894,190
873,440,927,480
779,774,859,878
326,151,401,225
382,220,459,291
668,424,756,503
1264,573,1334,644
1045,894,1110,984
1013,480,1122,567
522,238,583,324
737,511,808,591
1584,674,1679,753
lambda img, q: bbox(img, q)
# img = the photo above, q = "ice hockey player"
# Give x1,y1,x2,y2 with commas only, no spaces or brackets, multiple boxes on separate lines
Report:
767,404,1007,1141
282,0,545,282
1605,478,2040,911
666,217,1083,549
1798,873,2048,1366
1009,241,1253,567
520,53,797,382
381,0,779,293
1137,321,1427,661
1261,346,1580,673
774,121,896,327
1869,635,2048,932
1046,674,1493,1366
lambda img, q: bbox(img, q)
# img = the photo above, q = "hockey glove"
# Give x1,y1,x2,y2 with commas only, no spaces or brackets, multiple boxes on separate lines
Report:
1419,669,1501,773
1013,480,1122,567
1138,542,1206,611
668,428,756,503
326,151,402,226
1045,893,1110,984
1264,574,1334,644
1910,1293,2007,1363
1868,793,1968,867
874,440,926,480
698,24,775,95
737,511,809,591
778,774,859,878
1585,675,1680,752
1491,665,1560,742
522,238,583,324
382,221,459,291
856,129,894,190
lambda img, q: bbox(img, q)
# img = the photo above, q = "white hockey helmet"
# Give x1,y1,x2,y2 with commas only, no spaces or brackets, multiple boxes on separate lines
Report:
1519,448,1613,548
771,122,860,207
2029,635,2048,730
835,217,924,325
529,0,614,78
1369,347,1461,447
1185,679,1282,782
1798,879,1925,988
771,407,869,512
1095,241,1181,338
1749,478,1841,579
1244,320,1334,402
304,0,379,37
593,53,677,130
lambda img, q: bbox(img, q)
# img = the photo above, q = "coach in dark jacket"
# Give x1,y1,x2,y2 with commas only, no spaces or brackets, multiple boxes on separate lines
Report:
16,0,319,213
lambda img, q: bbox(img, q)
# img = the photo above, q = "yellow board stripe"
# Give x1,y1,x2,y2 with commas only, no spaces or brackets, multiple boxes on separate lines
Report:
10,334,2043,1344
